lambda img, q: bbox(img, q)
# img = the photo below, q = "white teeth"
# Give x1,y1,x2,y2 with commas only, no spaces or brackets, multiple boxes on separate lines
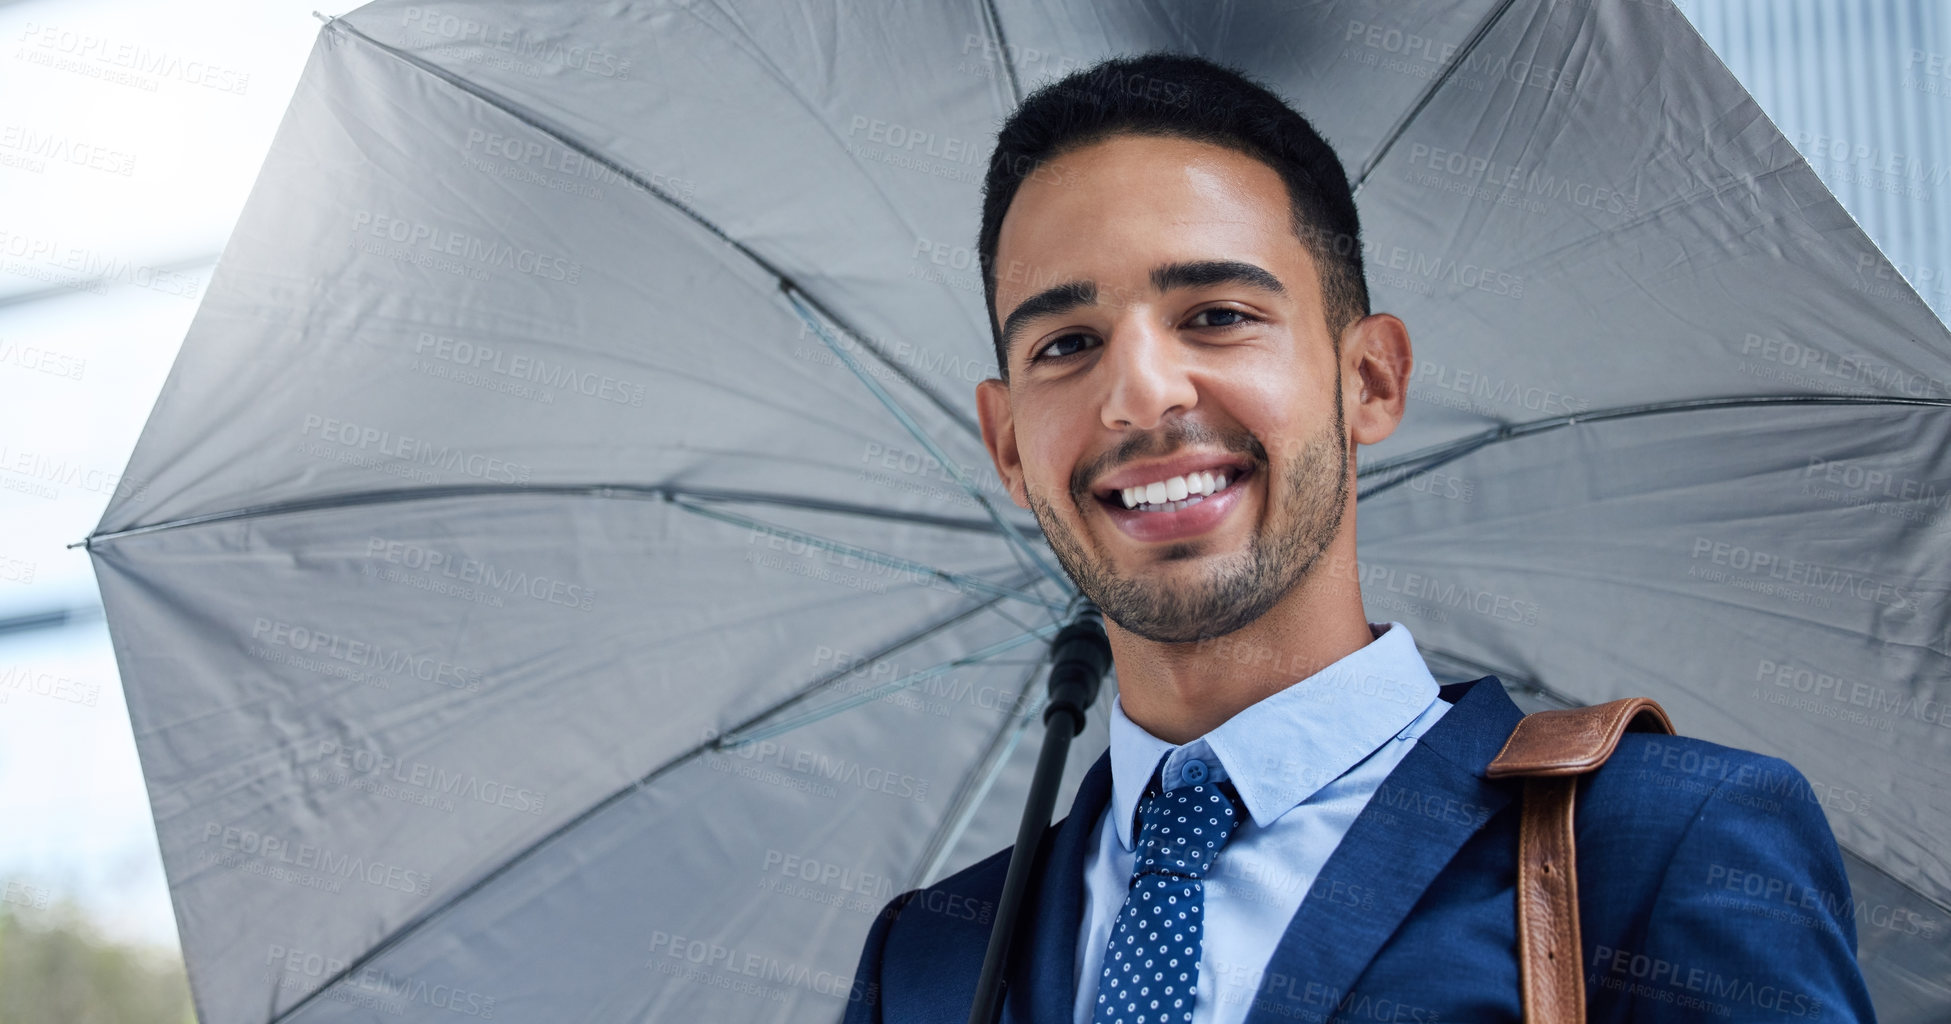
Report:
1144,494,1204,512
1111,469,1240,510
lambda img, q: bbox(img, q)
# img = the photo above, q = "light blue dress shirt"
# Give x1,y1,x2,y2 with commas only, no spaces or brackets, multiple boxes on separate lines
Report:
1072,621,1452,1024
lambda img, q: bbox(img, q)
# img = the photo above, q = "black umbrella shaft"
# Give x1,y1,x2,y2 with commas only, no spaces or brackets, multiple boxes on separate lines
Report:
967,605,1111,1024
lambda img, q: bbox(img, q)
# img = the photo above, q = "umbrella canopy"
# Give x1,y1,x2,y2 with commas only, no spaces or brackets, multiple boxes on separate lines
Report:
85,1,1950,1021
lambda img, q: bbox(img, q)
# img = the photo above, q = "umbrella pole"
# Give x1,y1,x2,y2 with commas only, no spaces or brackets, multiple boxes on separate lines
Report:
967,601,1112,1024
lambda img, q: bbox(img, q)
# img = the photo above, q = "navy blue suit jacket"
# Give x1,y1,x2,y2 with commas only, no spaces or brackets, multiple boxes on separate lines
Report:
843,678,1877,1023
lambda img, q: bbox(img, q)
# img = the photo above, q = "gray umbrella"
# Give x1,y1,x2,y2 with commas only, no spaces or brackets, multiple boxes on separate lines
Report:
82,1,1950,1021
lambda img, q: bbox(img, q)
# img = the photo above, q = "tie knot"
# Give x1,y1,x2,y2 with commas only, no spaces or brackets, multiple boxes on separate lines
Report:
1130,782,1243,881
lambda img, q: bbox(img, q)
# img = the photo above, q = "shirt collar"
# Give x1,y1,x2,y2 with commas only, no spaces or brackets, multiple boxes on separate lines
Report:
1106,621,1443,850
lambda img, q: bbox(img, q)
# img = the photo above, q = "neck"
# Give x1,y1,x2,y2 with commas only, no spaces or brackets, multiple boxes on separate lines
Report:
1106,533,1374,745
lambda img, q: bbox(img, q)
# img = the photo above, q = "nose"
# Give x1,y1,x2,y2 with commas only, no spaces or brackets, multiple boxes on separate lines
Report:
1099,313,1198,431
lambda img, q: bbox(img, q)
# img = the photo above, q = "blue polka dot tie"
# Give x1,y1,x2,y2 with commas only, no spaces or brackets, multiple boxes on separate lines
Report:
1090,777,1244,1024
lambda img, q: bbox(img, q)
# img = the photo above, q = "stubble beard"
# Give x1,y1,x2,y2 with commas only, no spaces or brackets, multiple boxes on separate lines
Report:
1026,402,1349,645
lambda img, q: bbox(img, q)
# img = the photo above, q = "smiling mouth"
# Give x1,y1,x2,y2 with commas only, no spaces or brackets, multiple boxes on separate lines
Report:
1093,464,1255,513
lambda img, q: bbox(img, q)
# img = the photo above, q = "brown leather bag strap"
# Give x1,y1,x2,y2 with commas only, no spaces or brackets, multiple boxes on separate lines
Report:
1486,697,1675,1024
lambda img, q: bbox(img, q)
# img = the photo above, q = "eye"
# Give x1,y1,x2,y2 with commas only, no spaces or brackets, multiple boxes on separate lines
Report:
1031,332,1099,363
1187,306,1260,330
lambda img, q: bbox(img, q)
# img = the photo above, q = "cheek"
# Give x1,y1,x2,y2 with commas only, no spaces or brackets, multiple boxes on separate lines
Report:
1229,386,1308,452
1017,411,1087,495
1223,356,1335,448
1010,438,1062,503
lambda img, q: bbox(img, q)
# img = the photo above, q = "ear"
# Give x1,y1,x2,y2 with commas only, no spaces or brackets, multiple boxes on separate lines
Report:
1342,313,1413,446
976,377,1032,509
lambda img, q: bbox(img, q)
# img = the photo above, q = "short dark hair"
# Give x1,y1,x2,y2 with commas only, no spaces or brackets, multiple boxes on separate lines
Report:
977,52,1369,379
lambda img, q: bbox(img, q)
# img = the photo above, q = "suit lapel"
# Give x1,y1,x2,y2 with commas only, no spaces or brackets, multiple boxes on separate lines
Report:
1242,678,1524,1024
1001,747,1112,1024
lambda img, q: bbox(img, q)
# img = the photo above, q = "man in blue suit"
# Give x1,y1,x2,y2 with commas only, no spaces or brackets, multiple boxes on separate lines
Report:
845,53,1877,1024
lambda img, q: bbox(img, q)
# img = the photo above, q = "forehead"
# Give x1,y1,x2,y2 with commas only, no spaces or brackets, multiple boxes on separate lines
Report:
992,134,1304,314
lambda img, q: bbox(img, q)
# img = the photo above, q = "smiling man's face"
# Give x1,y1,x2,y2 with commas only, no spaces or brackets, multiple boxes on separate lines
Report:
976,132,1356,644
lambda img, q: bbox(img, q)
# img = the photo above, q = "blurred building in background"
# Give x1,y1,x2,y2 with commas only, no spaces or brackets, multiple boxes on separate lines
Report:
1684,0,1951,325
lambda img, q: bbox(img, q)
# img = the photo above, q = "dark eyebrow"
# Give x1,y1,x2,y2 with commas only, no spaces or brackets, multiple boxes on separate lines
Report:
999,259,1286,364
1001,279,1097,362
1150,259,1286,297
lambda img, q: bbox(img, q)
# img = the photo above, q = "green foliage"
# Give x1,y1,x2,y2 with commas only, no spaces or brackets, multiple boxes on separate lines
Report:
0,900,196,1024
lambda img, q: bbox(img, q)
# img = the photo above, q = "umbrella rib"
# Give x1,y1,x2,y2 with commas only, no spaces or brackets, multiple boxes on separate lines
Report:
1357,392,1951,501
315,15,983,444
975,0,1023,106
70,482,1042,549
1835,844,1951,919
1353,0,1520,192
1357,434,1503,502
786,287,1074,607
981,600,1044,637
907,660,1048,891
708,578,1040,751
668,497,1062,614
716,622,1062,747
262,587,1027,1024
